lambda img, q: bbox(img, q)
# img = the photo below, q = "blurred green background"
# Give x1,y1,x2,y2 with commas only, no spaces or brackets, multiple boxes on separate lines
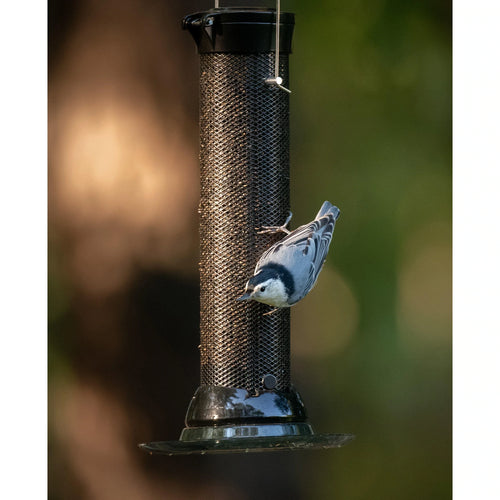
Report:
48,0,451,498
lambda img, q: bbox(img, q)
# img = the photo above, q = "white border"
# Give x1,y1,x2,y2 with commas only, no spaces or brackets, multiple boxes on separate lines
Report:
454,1,500,498
0,2,47,498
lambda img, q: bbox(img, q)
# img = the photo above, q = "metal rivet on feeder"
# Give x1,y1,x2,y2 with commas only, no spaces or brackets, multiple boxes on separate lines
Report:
139,2,354,455
262,374,277,390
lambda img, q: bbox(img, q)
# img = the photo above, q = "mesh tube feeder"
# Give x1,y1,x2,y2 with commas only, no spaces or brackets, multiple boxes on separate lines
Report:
139,6,354,455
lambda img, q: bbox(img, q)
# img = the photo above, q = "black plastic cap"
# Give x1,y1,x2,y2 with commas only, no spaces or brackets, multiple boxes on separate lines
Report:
182,7,295,54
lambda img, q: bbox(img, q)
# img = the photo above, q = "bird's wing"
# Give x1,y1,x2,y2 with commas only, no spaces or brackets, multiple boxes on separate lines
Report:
257,220,315,267
300,215,336,295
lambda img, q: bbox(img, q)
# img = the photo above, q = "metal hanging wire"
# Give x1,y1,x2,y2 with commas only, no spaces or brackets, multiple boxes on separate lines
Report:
214,0,291,93
265,0,292,93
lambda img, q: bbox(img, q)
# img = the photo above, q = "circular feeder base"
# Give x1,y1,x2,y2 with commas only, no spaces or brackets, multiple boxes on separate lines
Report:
139,426,354,455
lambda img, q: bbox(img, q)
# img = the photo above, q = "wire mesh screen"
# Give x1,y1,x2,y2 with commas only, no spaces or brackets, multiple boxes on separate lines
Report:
199,52,291,393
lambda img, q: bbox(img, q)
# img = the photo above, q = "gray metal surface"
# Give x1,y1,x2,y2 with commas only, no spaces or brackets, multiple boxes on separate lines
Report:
199,52,291,393
139,433,354,455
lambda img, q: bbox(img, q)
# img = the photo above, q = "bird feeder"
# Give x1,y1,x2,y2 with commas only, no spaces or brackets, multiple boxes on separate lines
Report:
139,5,353,455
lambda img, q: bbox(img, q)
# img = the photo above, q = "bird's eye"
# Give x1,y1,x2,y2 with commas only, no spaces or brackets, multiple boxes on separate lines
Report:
260,286,266,292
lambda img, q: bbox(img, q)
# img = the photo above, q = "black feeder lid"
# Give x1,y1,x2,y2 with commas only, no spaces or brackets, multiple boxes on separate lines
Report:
182,7,295,54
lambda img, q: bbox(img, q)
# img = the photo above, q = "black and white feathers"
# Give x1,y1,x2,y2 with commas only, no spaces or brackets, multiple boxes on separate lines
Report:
238,201,340,308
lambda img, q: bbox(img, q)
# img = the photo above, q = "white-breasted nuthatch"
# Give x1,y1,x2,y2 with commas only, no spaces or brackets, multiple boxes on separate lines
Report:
237,201,340,310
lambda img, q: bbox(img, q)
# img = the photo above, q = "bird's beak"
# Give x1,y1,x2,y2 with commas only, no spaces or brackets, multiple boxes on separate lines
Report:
237,292,252,301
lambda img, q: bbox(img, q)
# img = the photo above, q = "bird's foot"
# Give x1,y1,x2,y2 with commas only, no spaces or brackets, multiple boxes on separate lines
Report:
257,211,293,235
263,307,281,316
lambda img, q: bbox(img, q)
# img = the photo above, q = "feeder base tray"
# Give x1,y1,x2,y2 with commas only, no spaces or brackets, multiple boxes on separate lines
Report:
139,423,354,455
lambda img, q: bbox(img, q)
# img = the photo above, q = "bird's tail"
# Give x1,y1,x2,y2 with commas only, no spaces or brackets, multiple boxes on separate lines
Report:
316,201,340,220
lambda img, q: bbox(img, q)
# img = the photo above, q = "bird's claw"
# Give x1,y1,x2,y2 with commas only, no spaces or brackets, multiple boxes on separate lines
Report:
257,226,291,235
263,307,281,316
256,211,293,235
